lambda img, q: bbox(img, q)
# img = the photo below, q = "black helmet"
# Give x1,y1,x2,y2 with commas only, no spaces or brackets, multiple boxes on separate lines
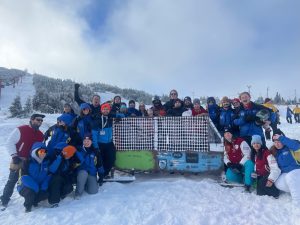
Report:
152,95,161,104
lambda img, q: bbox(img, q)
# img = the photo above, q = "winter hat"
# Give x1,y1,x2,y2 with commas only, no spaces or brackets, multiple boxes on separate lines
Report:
83,133,92,140
62,145,77,159
57,114,73,126
101,103,111,111
31,142,47,152
207,97,216,104
193,98,201,105
31,113,45,120
184,96,192,102
224,127,233,134
221,96,230,103
80,103,91,110
232,98,240,103
251,135,262,145
264,98,271,103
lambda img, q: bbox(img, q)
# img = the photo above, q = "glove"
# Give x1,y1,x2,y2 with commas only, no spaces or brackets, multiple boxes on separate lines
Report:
98,166,105,175
12,156,22,164
74,83,80,89
244,114,256,122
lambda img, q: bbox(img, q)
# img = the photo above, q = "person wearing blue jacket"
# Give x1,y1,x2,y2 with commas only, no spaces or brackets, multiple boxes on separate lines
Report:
233,92,275,146
47,143,79,207
72,103,93,142
219,96,234,136
127,100,142,117
272,133,300,206
92,103,116,177
206,97,220,130
46,114,81,159
17,142,51,212
75,133,104,198
286,106,294,124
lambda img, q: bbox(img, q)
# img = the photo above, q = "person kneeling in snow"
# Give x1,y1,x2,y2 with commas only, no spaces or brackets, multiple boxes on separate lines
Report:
75,133,104,198
223,128,254,192
17,142,51,212
250,135,280,198
272,132,300,206
48,143,79,207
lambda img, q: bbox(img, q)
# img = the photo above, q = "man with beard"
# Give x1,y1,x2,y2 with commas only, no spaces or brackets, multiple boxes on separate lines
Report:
0,114,45,209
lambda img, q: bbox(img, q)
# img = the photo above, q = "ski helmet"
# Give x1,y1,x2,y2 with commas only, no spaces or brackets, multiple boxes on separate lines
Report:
256,109,270,121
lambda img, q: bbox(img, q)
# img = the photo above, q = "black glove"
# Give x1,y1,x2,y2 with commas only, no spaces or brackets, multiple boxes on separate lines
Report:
227,163,243,172
74,83,80,89
244,114,256,122
12,156,22,164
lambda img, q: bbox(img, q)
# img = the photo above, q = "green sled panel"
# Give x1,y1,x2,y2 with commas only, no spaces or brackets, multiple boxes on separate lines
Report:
115,150,157,171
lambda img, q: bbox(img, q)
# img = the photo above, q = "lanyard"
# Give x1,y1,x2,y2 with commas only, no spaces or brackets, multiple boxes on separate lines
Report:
101,115,108,130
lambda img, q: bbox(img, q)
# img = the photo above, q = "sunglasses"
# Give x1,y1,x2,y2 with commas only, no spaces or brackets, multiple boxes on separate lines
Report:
170,93,177,95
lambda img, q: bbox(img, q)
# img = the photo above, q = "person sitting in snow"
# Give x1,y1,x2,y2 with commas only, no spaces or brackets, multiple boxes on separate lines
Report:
17,142,51,212
223,128,254,192
74,83,101,119
48,143,79,208
75,133,104,198
92,103,116,178
271,131,300,206
250,135,280,198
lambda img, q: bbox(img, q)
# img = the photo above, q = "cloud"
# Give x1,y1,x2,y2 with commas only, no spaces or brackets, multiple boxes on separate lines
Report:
0,0,299,100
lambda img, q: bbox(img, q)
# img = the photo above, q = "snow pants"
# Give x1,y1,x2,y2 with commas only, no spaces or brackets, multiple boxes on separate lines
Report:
48,174,73,204
275,169,300,206
19,187,48,209
76,170,98,195
0,169,19,206
226,160,254,186
98,142,116,176
256,175,280,198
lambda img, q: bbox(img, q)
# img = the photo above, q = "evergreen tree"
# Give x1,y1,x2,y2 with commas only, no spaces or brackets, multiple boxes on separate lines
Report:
23,97,32,116
9,95,23,118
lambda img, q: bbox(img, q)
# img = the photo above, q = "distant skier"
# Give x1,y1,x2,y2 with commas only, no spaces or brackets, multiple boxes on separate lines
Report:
293,104,300,123
286,105,293,124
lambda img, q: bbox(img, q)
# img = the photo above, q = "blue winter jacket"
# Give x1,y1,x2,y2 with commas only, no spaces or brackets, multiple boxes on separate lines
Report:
233,102,275,141
74,115,93,140
46,126,71,158
92,115,113,147
219,108,234,133
127,108,142,117
207,104,220,128
17,143,51,193
275,136,300,173
76,146,102,176
286,107,293,118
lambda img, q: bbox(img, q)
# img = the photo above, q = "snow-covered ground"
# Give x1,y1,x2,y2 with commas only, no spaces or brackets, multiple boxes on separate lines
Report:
0,78,300,225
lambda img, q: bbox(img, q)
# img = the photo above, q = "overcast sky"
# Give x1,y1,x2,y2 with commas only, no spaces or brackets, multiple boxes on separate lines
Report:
0,0,299,100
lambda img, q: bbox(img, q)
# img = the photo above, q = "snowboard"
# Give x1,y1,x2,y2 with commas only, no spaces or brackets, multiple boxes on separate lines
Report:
218,182,245,188
103,169,136,183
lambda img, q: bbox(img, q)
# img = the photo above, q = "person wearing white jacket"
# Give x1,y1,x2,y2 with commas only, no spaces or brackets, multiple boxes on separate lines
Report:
250,135,281,198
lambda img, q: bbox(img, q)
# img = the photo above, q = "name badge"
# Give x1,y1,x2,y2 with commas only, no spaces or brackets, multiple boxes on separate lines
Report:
100,130,105,135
